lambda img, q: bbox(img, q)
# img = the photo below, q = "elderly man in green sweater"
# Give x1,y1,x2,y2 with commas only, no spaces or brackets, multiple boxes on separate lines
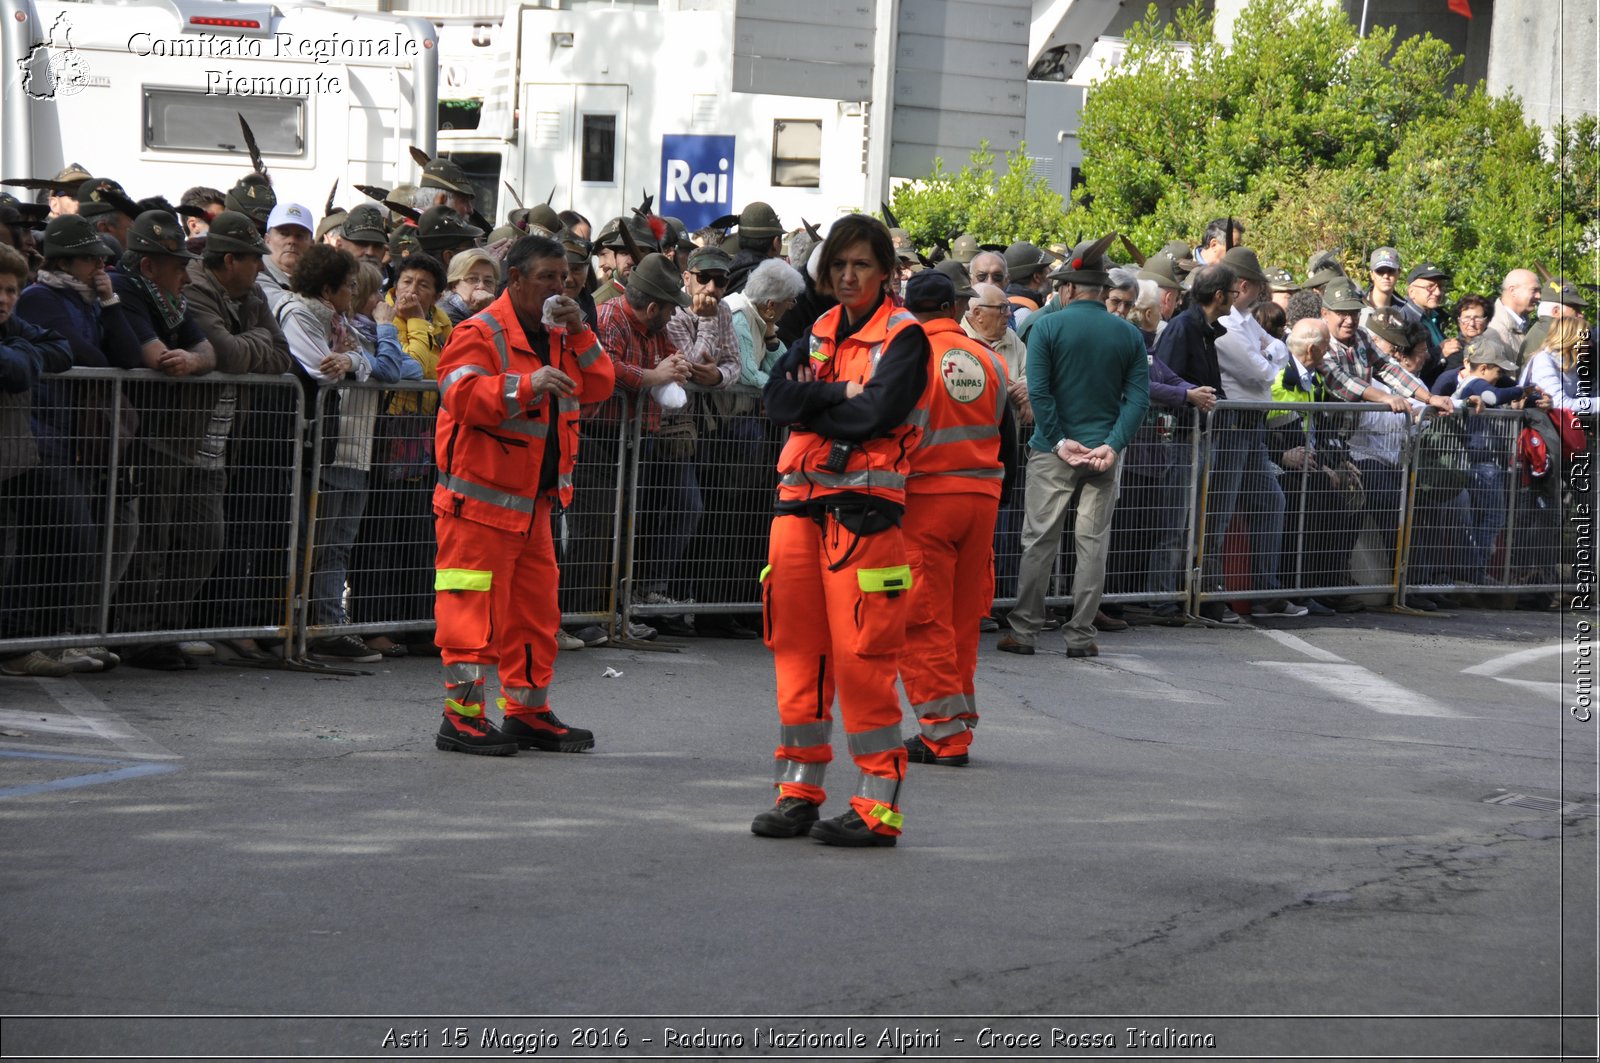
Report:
998,236,1150,659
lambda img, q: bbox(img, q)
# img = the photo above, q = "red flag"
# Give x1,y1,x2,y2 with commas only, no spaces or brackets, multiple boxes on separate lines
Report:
1448,0,1471,17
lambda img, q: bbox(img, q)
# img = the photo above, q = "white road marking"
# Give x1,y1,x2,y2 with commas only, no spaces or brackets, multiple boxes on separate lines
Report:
18,678,182,760
1483,677,1565,701
1255,628,1346,663
1255,662,1464,718
1461,642,1566,677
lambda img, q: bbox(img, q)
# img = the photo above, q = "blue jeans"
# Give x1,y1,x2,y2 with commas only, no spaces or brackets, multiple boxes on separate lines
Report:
309,464,370,627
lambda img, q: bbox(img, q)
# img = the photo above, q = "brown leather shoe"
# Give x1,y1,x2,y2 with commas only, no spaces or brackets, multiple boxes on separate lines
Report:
996,634,1035,656
1066,643,1100,658
1094,610,1129,632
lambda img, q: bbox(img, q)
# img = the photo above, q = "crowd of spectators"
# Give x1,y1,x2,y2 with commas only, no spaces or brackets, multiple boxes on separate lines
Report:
0,161,1590,677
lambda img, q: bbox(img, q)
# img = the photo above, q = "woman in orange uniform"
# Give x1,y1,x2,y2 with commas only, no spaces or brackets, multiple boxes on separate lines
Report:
752,215,931,847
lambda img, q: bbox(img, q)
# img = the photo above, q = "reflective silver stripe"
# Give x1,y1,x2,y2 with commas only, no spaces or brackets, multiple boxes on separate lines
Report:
920,717,970,741
557,471,572,493
440,364,490,394
437,471,539,514
779,720,833,748
502,684,549,709
573,337,603,369
846,723,904,757
922,424,998,447
903,407,930,428
775,759,827,787
912,693,968,721
887,310,917,328
496,417,549,440
503,374,521,418
556,396,580,416
854,772,901,804
911,466,1004,481
868,341,885,370
443,661,487,684
779,468,906,491
478,314,512,371
963,691,978,717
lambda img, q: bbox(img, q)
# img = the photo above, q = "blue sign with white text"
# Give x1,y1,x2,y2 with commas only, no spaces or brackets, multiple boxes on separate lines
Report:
660,134,735,230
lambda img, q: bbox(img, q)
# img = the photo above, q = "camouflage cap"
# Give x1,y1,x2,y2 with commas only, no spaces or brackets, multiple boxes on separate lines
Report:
420,156,475,197
125,209,199,260
686,244,733,273
341,204,388,244
416,205,483,251
76,178,139,220
204,211,270,256
40,214,117,259
950,234,979,264
627,253,691,307
1464,334,1517,371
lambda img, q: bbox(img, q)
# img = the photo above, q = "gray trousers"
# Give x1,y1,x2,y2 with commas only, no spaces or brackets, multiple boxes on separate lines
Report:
1007,448,1119,650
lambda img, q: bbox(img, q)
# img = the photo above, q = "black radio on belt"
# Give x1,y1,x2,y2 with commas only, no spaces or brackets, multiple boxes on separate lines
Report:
821,439,855,474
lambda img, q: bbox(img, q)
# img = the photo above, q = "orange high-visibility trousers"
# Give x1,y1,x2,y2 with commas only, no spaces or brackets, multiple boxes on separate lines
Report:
762,512,910,835
899,493,999,757
434,502,560,717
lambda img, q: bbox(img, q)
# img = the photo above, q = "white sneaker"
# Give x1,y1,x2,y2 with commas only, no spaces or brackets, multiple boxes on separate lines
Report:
56,646,107,672
0,650,75,678
177,640,216,657
623,620,657,641
1256,598,1310,618
555,630,585,652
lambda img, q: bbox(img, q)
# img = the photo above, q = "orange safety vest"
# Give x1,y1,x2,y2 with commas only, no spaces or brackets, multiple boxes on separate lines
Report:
776,299,924,507
906,318,1008,498
433,292,616,531
1008,293,1041,313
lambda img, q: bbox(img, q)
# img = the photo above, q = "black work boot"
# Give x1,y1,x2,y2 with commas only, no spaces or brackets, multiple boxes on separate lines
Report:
750,796,820,838
905,734,969,767
435,711,518,756
811,808,898,847
501,710,595,752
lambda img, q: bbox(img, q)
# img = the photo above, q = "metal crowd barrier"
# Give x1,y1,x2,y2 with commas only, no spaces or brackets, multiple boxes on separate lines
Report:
0,368,304,657
3,372,1584,666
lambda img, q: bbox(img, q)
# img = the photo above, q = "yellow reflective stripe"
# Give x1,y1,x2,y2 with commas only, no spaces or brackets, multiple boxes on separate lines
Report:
857,565,912,594
870,804,904,830
445,698,485,718
759,564,772,583
436,568,492,592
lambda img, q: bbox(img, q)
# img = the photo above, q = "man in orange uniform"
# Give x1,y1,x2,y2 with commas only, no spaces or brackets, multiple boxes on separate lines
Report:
898,271,1017,767
430,235,616,756
754,215,931,847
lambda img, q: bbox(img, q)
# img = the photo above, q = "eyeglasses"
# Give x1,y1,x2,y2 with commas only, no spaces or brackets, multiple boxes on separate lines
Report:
974,303,1008,311
1458,314,1487,323
693,271,728,287
972,271,1005,283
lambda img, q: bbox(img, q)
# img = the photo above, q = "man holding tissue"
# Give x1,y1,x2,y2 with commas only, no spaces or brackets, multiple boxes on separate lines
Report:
594,254,700,626
430,235,617,756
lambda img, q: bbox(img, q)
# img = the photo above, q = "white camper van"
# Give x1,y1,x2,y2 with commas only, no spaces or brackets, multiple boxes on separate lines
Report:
1,0,438,210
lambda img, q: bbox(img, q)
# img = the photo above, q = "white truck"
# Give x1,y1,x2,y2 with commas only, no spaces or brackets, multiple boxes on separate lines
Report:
2,0,438,211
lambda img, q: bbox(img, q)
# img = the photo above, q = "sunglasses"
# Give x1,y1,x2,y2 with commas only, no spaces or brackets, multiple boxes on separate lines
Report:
972,271,1005,282
693,271,728,287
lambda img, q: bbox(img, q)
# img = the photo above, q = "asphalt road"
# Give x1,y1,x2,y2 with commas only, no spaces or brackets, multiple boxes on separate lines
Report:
1,604,1595,1062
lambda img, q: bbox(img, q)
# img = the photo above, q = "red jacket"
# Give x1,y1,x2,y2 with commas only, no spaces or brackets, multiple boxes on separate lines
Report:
433,291,615,532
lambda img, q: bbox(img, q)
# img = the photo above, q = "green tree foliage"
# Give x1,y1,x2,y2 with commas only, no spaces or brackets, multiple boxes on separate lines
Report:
1063,0,1595,297
886,143,1071,251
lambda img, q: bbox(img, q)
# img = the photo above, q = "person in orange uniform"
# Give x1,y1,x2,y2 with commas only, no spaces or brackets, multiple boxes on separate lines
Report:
897,271,1017,767
753,214,932,847
431,235,616,756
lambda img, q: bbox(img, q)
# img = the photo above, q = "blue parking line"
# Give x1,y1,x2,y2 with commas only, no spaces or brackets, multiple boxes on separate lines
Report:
0,749,180,799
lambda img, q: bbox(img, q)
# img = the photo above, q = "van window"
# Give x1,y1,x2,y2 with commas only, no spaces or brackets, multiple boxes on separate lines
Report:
772,119,821,188
445,151,502,222
145,89,305,156
580,114,616,184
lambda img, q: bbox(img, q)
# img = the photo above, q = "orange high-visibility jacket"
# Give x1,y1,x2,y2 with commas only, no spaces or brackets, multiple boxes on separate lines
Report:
907,318,1009,498
433,291,615,532
776,299,923,507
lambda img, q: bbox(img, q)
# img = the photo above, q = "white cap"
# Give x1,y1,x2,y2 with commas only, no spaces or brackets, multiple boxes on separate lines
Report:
266,201,313,234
